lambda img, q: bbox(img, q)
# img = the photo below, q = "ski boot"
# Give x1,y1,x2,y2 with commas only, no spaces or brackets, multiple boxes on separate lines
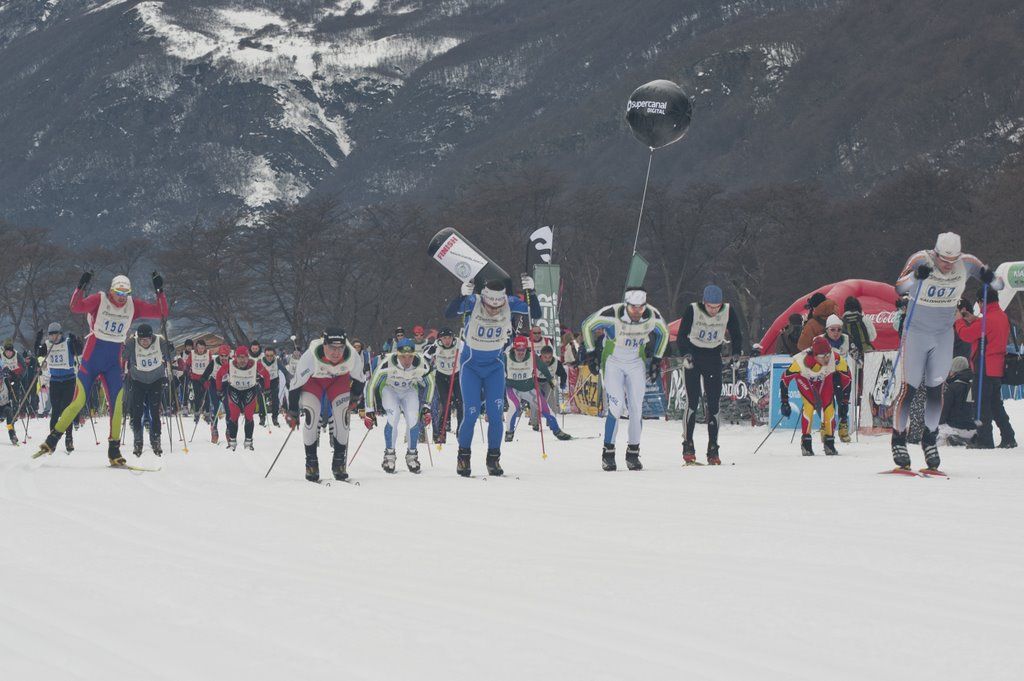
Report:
485,448,503,476
151,434,163,457
108,440,126,467
921,428,941,471
8,427,19,446
211,423,219,445
682,439,696,465
226,437,237,451
553,429,572,441
823,435,838,456
332,443,348,481
272,417,280,428
33,430,61,458
504,430,514,443
243,438,254,451
457,447,472,477
132,436,144,458
838,421,851,443
800,434,815,456
706,443,721,465
382,449,397,474
891,430,911,469
259,416,266,428
999,437,1018,449
406,449,422,474
625,444,642,471
65,431,74,453
602,443,616,471
304,444,320,482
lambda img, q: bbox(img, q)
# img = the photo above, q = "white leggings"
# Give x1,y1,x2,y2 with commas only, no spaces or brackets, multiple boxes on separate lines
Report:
602,358,646,446
382,387,421,451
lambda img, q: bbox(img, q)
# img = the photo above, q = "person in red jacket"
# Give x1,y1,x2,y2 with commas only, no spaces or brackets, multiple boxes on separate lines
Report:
215,346,270,451
954,286,1017,448
35,272,168,464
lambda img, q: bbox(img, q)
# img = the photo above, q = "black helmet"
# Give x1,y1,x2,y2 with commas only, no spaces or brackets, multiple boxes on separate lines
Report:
323,327,346,346
137,324,154,339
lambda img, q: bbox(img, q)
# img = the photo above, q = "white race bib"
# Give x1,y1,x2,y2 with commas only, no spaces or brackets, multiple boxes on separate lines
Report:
688,303,729,349
93,295,134,343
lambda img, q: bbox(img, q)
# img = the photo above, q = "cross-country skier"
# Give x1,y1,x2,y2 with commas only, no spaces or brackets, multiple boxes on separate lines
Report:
215,346,270,451
423,327,462,442
891,232,1003,471
35,272,168,465
208,344,231,443
184,339,213,421
34,323,82,452
363,338,436,474
780,335,852,456
122,324,172,456
444,276,541,477
259,346,285,427
503,335,572,442
286,328,364,482
674,284,743,465
581,287,669,471
0,367,18,445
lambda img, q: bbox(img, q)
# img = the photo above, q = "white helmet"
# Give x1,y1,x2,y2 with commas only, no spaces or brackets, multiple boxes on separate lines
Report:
110,274,132,294
934,232,962,262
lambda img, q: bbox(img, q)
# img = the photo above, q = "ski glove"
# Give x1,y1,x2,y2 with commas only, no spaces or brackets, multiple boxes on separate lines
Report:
363,413,377,430
979,267,995,284
77,271,92,291
914,264,933,280
521,274,535,292
587,353,600,375
680,354,694,370
780,393,792,418
151,271,164,293
646,361,661,383
285,411,299,429
461,280,475,296
420,406,432,427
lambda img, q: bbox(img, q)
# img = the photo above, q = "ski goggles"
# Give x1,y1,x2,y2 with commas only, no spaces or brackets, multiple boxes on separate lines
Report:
110,286,131,298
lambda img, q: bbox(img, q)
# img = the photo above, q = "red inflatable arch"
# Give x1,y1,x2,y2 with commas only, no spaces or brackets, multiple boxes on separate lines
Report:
758,279,900,353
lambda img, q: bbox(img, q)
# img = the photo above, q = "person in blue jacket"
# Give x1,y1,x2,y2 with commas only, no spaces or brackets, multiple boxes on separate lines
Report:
445,275,540,477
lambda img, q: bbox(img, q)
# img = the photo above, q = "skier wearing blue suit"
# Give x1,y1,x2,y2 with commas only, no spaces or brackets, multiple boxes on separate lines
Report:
445,275,541,477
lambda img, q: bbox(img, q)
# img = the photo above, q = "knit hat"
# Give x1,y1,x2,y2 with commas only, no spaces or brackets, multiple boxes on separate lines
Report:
935,232,962,262
811,336,831,355
825,314,843,329
807,292,827,310
47,322,62,334
702,284,723,305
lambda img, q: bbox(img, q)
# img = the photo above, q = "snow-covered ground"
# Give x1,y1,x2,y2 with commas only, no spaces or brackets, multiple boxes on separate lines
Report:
4,404,1024,680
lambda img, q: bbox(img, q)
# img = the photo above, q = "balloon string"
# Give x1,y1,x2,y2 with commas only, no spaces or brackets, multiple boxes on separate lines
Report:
631,148,655,257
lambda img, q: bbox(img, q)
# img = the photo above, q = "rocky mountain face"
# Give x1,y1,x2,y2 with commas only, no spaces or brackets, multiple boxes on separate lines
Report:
1,0,1022,240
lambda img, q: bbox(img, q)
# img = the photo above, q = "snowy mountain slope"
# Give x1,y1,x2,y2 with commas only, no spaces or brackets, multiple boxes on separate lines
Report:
3,408,1024,680
2,0,1023,238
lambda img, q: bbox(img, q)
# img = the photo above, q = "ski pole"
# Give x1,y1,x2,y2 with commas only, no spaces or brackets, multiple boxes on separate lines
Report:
976,283,989,425
263,424,295,479
188,386,210,442
752,415,786,455
347,425,373,468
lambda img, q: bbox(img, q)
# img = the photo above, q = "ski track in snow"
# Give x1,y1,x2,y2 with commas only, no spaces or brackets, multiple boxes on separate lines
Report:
3,407,1024,680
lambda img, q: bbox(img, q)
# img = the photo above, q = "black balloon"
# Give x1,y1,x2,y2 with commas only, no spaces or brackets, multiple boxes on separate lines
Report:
625,80,692,149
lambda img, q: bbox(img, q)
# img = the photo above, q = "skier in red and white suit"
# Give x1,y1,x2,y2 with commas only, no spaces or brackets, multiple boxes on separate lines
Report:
286,328,364,483
215,346,270,452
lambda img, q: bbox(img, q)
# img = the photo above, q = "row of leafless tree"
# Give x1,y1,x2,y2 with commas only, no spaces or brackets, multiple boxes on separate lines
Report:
3,159,1022,350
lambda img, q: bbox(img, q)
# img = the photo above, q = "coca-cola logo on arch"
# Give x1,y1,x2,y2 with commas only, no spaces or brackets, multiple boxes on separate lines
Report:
866,310,897,327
